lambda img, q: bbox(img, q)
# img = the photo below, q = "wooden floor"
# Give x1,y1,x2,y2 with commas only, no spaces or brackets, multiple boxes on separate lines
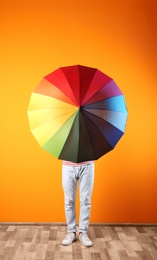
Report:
0,225,157,260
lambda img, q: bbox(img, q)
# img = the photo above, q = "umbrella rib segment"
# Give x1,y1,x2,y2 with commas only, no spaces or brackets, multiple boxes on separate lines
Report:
45,68,79,106
83,95,128,113
33,78,76,106
42,111,79,160
82,94,128,134
83,108,128,132
59,68,79,105
79,66,97,105
84,126,99,160
82,109,124,149
83,108,124,134
27,108,78,130
80,111,113,160
82,80,122,106
81,112,112,154
81,70,112,106
27,92,78,111
30,110,78,147
60,65,80,105
78,111,98,161
29,109,78,131
58,111,80,162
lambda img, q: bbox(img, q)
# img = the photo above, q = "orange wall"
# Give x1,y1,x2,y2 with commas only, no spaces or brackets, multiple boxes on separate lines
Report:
0,0,157,223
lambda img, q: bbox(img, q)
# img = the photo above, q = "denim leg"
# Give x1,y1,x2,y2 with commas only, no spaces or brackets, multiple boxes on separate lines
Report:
79,163,94,233
62,165,77,233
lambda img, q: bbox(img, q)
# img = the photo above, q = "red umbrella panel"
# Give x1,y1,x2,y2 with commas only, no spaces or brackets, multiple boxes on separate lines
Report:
27,65,128,163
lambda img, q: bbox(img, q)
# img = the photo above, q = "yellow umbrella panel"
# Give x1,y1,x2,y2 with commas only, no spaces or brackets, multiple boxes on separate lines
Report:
27,93,78,157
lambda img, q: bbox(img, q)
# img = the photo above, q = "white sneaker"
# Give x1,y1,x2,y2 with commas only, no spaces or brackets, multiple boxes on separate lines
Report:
79,232,93,247
62,232,76,246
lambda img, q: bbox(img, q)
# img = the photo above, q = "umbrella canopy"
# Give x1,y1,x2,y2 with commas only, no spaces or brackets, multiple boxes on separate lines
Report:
27,65,128,163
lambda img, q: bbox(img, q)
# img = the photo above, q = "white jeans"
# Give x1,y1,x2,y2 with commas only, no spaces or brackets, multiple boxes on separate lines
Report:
62,162,94,233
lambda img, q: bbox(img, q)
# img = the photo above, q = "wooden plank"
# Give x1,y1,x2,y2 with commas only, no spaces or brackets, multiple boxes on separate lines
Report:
0,225,157,260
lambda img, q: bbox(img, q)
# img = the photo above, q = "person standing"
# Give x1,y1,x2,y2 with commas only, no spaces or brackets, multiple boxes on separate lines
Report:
61,160,94,247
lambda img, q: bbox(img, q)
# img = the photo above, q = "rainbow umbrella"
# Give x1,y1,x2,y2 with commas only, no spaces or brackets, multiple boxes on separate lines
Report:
27,65,128,163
